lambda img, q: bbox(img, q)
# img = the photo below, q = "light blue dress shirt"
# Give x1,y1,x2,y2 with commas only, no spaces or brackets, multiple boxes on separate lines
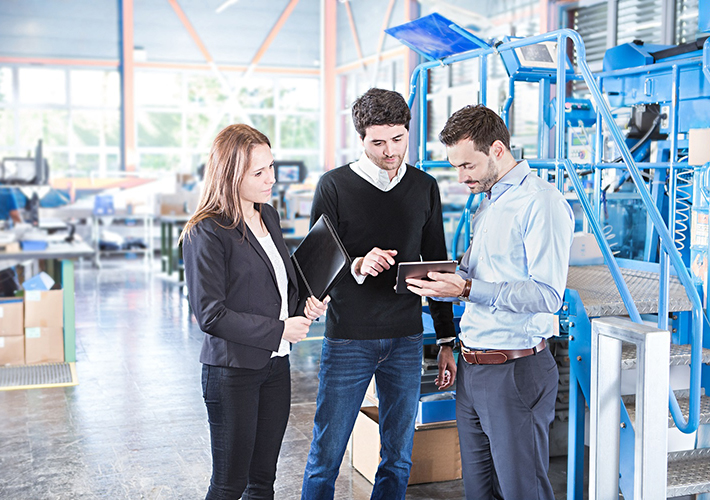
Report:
457,160,574,350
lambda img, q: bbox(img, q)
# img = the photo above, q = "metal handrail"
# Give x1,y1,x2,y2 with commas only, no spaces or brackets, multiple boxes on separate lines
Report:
405,28,705,433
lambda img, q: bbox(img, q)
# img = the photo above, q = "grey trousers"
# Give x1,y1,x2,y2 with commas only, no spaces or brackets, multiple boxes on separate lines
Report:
456,346,558,500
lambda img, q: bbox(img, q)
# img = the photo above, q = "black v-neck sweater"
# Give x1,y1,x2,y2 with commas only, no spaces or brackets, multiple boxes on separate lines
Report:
310,164,455,340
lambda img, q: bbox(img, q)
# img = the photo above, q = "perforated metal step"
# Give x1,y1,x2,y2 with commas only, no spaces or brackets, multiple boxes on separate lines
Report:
667,448,710,497
567,265,692,317
620,342,710,370
623,391,710,428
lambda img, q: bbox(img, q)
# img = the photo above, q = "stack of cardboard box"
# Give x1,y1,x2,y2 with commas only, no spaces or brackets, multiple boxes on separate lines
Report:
0,290,64,366
351,376,462,485
0,298,25,365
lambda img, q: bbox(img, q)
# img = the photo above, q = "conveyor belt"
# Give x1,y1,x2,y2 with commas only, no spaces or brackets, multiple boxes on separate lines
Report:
567,265,693,317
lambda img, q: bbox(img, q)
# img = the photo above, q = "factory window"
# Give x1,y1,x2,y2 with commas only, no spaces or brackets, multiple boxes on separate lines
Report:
187,74,228,106
249,115,276,142
572,2,608,71
616,0,663,46
19,109,69,147
139,153,182,172
279,78,319,111
72,111,103,147
280,115,318,149
0,68,12,104
70,70,120,107
19,68,66,105
137,111,182,148
238,78,275,109
0,66,320,176
0,111,12,147
135,72,183,107
0,66,120,178
74,153,101,176
676,0,702,44
186,113,229,149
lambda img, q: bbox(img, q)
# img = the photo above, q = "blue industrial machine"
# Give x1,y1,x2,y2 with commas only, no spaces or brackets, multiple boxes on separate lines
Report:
387,5,710,498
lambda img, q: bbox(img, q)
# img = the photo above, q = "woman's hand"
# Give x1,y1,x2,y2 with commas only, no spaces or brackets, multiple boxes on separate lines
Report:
282,317,311,344
304,295,330,321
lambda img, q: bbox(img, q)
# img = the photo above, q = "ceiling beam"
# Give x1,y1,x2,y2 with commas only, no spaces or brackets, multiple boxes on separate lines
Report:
343,0,365,71
248,0,300,73
167,0,215,63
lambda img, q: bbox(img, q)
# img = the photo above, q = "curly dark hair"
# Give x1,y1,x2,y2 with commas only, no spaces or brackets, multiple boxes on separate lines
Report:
352,88,411,139
439,104,510,153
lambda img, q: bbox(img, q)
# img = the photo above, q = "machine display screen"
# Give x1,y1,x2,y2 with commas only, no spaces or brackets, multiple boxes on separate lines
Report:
1,158,37,184
277,164,301,183
514,41,560,70
520,44,554,63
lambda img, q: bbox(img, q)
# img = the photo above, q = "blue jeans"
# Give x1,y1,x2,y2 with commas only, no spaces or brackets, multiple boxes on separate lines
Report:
202,357,291,500
301,333,423,500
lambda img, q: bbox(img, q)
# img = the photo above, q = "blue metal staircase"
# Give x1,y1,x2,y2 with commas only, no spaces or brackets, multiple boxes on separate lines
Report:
388,12,710,498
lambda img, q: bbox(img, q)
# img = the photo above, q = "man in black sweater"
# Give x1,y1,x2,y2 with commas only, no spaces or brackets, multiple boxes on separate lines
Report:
301,88,455,500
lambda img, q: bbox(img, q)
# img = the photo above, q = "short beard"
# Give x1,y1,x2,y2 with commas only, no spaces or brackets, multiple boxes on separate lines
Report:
468,157,499,194
365,150,403,171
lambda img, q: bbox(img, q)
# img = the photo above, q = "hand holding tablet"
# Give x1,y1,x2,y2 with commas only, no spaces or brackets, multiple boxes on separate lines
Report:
395,260,458,294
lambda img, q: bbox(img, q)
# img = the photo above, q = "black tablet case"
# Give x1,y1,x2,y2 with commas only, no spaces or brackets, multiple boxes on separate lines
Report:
291,214,351,312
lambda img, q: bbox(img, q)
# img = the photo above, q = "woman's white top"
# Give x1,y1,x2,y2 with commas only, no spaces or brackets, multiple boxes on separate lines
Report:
255,233,291,358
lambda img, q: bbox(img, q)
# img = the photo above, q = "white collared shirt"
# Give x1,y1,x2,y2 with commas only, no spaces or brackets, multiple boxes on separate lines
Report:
350,151,406,192
348,152,407,283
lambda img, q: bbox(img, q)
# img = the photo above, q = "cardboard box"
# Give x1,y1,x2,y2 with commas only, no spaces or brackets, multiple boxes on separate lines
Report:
689,128,710,166
0,335,25,365
352,406,462,485
24,289,63,328
417,392,456,424
0,241,21,253
25,327,64,364
0,299,24,336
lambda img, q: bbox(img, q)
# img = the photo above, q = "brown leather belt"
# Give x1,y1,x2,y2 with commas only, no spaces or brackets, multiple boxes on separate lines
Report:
460,339,547,365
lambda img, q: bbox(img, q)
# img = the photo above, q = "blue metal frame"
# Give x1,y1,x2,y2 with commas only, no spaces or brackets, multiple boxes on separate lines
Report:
395,24,710,499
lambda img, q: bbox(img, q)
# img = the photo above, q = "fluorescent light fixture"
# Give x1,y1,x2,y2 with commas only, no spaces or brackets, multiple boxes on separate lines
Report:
215,0,239,13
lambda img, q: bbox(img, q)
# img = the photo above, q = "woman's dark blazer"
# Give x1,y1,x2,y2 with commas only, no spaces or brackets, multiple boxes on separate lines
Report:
182,204,301,370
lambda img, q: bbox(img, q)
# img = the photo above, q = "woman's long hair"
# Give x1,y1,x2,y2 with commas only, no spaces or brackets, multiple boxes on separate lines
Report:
179,124,271,243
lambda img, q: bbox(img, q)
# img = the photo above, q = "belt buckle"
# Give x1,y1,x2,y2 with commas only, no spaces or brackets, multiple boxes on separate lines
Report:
462,346,481,365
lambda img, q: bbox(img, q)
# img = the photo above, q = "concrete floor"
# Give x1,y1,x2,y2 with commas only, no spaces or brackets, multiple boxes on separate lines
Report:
0,258,577,499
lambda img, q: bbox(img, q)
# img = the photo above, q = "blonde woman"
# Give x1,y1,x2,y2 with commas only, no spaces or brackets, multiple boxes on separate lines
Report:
181,124,327,500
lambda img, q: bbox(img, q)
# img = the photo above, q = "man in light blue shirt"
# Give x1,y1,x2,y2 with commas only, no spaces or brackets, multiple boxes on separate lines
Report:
407,104,574,500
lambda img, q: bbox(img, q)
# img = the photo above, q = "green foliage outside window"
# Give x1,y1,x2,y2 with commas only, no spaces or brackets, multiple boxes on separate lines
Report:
73,111,102,147
238,79,274,109
249,115,275,141
137,111,181,148
140,153,182,172
0,68,11,104
46,152,69,174
19,109,68,147
187,112,229,148
75,153,100,175
188,75,228,106
0,110,13,147
280,115,318,149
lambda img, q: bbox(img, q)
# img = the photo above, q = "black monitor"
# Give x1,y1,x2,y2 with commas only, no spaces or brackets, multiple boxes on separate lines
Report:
274,161,307,184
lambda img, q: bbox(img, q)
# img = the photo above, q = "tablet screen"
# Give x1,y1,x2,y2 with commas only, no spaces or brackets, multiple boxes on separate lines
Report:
395,260,458,294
